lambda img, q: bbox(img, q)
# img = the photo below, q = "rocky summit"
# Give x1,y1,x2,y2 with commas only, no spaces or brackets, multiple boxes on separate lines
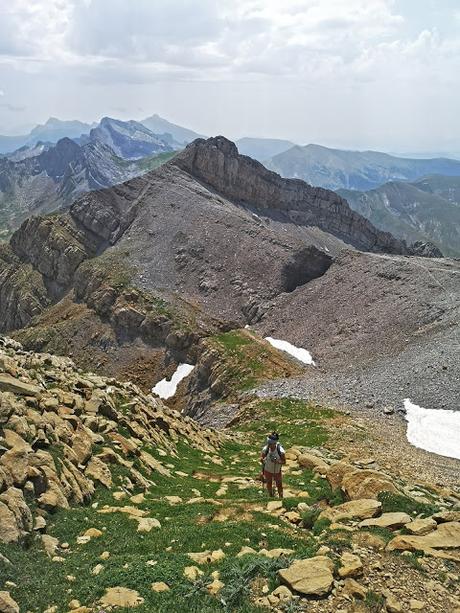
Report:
0,337,459,612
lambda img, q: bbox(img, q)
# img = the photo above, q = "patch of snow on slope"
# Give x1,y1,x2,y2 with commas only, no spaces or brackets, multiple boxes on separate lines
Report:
152,363,195,400
404,398,460,460
265,337,315,365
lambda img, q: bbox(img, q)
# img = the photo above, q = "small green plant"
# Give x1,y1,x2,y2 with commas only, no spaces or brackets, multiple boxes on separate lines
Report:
219,556,293,609
312,517,331,535
364,590,385,612
377,492,439,517
301,508,321,529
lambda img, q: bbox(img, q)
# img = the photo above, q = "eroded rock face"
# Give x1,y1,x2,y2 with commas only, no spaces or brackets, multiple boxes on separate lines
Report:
173,136,409,255
0,335,221,545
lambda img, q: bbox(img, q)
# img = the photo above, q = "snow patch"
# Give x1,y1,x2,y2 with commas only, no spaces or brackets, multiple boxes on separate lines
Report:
265,337,315,365
404,398,460,460
152,363,195,400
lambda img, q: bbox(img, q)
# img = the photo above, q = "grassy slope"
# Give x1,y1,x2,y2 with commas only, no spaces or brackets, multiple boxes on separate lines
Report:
0,398,338,613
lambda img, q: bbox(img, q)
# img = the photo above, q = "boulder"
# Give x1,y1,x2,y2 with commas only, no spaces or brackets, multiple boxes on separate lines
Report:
320,499,382,522
85,457,112,488
0,502,20,544
188,549,225,564
71,427,93,465
387,521,460,556
0,374,41,396
99,587,144,608
278,556,334,596
342,578,366,600
359,512,412,530
0,592,19,613
432,511,460,524
0,448,28,486
326,461,356,490
338,552,363,578
0,487,32,535
342,469,397,500
297,453,329,473
405,518,437,536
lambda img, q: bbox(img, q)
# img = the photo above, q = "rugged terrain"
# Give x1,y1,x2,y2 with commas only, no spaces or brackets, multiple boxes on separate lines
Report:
87,118,176,160
0,337,459,613
0,136,457,417
0,137,175,238
339,177,460,257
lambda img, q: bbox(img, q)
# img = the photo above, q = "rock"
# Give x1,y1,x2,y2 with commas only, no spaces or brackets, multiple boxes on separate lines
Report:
326,461,357,489
71,427,93,465
266,500,283,512
85,457,112,488
385,593,403,612
259,548,294,558
359,512,412,530
342,469,397,500
42,534,60,557
237,546,258,557
352,532,386,551
297,453,329,472
320,499,382,522
34,516,47,531
207,579,224,596
151,582,170,592
136,517,161,532
84,527,103,538
164,495,183,504
130,493,145,504
0,374,41,396
409,599,426,610
343,578,366,599
405,518,437,535
0,592,19,613
338,552,363,578
183,565,204,581
99,587,144,608
432,511,460,524
278,556,334,596
387,521,460,556
188,549,226,564
270,585,293,602
67,600,81,610
92,564,104,576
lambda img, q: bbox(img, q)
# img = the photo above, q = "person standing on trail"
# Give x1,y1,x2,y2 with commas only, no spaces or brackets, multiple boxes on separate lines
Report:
261,433,286,498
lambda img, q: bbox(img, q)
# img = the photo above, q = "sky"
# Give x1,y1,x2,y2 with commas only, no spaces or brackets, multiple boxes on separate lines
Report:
0,0,459,153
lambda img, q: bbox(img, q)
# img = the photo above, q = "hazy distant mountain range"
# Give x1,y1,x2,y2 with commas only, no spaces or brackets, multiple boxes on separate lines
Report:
339,176,460,257
235,137,295,161
2,116,460,254
0,114,203,155
264,144,460,191
0,135,175,238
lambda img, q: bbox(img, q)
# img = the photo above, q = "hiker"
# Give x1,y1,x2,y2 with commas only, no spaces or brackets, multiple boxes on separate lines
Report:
260,432,286,498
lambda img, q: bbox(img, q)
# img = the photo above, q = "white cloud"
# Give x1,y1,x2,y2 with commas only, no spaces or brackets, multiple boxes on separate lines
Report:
0,0,459,152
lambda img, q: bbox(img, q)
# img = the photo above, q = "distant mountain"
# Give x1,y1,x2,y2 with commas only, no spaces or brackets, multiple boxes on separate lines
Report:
0,137,176,238
0,117,94,154
89,117,175,160
236,137,296,162
340,176,460,257
265,144,460,191
5,141,52,162
141,113,204,145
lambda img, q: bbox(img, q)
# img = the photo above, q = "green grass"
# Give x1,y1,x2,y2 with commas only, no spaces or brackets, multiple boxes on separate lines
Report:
377,492,439,517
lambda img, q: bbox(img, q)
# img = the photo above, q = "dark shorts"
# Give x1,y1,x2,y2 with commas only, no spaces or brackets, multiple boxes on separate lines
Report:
264,470,282,485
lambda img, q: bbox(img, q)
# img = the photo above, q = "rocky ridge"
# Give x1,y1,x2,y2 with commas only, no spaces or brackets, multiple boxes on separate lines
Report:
0,335,220,546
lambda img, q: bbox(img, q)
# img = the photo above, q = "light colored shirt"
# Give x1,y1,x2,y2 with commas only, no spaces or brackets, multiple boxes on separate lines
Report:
262,444,285,474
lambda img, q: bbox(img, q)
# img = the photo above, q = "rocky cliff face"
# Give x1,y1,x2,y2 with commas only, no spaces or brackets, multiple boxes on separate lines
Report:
172,137,409,255
0,336,220,546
